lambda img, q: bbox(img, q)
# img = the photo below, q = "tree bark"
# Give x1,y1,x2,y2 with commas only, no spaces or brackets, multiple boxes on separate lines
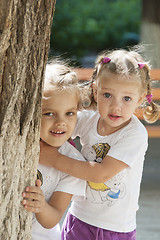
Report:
141,0,160,68
0,1,56,239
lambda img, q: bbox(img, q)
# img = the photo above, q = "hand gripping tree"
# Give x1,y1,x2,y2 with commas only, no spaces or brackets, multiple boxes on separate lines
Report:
0,1,56,239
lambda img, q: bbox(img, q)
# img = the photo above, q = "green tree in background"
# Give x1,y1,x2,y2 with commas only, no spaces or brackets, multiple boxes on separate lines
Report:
50,0,141,60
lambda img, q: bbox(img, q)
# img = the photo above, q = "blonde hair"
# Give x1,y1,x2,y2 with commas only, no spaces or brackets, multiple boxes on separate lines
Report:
44,59,88,110
88,48,159,123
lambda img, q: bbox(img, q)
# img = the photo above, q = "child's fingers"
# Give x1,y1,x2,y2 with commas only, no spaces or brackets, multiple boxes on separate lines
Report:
24,185,42,194
22,185,43,205
22,191,42,201
22,183,46,213
22,199,41,213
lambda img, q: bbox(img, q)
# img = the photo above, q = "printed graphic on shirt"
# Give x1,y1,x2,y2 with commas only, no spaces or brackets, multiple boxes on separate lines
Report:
82,143,126,206
37,169,43,185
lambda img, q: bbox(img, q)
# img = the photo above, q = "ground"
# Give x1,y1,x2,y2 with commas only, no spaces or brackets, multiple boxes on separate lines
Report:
137,138,160,240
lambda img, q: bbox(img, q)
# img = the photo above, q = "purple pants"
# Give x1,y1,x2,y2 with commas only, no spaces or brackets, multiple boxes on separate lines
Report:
61,212,136,240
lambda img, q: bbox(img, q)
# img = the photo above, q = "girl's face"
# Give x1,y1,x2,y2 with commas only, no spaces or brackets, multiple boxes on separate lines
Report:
94,70,145,135
40,88,78,147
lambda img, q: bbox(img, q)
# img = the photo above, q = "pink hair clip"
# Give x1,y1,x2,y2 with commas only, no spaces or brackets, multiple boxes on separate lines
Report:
138,62,145,69
146,94,152,104
101,57,111,64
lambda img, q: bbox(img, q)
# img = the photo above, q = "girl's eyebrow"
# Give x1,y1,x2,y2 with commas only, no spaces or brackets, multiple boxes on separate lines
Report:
100,86,112,90
101,87,137,96
67,107,78,111
42,107,78,112
42,108,54,112
121,90,138,96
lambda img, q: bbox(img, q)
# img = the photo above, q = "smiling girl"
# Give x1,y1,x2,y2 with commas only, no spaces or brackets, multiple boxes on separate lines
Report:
40,49,159,240
22,60,87,240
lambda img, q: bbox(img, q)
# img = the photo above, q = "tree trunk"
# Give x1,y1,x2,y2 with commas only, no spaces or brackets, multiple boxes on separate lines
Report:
141,0,160,68
0,1,56,239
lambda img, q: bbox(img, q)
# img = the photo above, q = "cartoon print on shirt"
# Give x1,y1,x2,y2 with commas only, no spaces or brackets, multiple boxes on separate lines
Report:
82,143,126,205
37,169,43,185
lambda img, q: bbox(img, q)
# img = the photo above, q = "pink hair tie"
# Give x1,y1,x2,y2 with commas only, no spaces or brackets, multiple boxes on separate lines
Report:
146,94,152,104
138,62,145,69
101,57,111,64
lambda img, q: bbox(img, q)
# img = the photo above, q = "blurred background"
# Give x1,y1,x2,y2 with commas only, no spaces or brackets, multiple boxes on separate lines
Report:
51,1,160,239
49,0,160,68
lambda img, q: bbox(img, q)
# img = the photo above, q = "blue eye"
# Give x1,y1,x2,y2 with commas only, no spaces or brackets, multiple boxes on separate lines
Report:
66,112,74,116
103,93,111,98
124,96,131,102
43,112,54,116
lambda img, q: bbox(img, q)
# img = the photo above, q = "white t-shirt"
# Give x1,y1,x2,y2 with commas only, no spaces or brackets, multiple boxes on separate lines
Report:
70,110,148,232
31,141,86,240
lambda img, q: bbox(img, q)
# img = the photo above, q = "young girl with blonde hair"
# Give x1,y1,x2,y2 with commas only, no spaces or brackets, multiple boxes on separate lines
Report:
22,60,87,240
40,49,159,240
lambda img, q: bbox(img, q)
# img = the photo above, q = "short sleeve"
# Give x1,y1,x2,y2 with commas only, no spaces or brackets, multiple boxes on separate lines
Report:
72,111,88,138
54,173,86,197
72,110,98,139
107,127,148,167
55,142,86,197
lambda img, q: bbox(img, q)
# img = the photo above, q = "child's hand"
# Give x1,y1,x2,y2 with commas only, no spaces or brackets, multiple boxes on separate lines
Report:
22,179,46,213
39,140,59,167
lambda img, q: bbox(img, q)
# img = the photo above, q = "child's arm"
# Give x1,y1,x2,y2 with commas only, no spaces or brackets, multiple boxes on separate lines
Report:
39,142,128,183
22,179,72,229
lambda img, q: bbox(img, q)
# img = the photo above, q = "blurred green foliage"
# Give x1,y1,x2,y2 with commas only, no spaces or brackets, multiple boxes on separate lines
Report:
50,0,141,59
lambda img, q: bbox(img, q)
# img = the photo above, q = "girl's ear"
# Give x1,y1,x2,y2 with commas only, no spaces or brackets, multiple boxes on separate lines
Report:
92,82,98,102
137,92,146,107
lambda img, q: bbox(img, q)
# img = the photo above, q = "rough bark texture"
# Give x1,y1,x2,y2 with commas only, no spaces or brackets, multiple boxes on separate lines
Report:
0,1,56,239
141,0,160,68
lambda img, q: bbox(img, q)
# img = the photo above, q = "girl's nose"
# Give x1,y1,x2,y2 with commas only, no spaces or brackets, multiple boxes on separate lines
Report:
110,99,122,112
54,117,66,127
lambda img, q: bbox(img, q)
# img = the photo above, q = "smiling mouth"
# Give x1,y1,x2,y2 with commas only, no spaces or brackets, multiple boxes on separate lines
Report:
50,131,66,135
